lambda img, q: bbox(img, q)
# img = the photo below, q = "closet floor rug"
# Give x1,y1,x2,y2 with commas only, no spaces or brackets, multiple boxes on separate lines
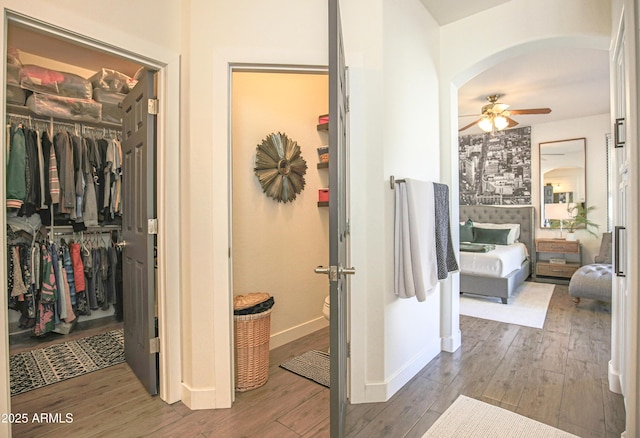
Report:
280,350,330,388
10,329,124,396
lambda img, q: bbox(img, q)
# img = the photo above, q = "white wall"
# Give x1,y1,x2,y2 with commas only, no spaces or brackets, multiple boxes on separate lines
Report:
231,72,329,348
345,0,442,403
533,114,611,263
187,0,328,409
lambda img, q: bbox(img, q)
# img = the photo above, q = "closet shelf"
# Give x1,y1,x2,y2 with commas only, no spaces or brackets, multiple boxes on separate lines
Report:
317,162,328,169
317,122,328,131
7,103,122,130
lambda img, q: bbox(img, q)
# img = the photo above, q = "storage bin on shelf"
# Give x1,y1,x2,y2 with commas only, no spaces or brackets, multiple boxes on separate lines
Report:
26,92,102,123
233,292,275,392
93,88,126,124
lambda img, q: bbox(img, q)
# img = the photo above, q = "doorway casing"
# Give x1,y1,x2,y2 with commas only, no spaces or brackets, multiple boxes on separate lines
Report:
0,9,182,433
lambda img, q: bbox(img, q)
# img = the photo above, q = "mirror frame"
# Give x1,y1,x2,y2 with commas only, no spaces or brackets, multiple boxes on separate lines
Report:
539,137,586,228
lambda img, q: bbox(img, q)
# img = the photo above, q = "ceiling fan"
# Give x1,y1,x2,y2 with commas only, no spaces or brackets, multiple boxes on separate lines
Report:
459,94,552,132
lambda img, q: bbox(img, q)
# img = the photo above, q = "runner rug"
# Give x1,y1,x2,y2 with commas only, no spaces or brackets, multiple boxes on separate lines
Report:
10,329,125,396
280,350,330,388
423,395,578,437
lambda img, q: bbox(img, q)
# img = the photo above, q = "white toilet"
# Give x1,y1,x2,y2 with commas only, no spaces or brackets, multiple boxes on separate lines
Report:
322,295,330,321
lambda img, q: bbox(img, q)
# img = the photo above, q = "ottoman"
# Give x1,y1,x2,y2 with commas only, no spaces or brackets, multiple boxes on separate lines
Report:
568,264,613,305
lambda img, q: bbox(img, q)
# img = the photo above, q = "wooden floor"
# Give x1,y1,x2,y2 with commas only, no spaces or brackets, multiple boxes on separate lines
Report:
9,284,626,437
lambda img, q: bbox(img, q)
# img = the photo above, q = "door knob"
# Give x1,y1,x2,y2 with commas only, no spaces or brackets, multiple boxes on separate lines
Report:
314,265,356,280
340,267,356,275
115,240,127,249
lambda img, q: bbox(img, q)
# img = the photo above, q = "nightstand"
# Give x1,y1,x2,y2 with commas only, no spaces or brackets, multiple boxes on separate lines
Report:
535,239,582,282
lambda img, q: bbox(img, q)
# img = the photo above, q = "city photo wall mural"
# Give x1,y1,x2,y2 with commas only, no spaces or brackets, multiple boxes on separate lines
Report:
458,126,532,206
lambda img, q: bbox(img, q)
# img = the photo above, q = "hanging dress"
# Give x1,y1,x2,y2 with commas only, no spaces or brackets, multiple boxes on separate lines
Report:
34,244,57,336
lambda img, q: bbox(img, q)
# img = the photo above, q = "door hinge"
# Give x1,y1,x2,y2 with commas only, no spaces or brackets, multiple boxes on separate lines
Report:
148,98,159,115
346,95,350,113
148,218,158,235
347,342,351,358
150,337,160,354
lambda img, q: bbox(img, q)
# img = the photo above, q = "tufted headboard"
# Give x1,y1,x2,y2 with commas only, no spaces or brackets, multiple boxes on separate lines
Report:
459,205,536,267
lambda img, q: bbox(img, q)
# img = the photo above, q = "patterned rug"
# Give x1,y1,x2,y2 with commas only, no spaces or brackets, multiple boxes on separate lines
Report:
280,350,330,388
10,329,125,396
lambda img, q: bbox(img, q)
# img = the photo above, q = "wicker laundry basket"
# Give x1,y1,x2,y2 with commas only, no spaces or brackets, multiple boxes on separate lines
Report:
234,309,272,391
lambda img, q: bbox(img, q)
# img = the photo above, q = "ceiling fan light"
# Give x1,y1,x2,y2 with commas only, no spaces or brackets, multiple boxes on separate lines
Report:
494,115,508,130
478,117,493,132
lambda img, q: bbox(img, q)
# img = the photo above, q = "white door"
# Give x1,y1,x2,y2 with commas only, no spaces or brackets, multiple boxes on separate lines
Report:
610,0,639,435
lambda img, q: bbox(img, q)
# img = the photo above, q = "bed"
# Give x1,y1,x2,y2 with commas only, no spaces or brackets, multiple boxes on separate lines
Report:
458,205,536,304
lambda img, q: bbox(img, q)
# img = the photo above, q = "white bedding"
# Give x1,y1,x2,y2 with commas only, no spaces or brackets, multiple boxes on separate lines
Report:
460,242,528,278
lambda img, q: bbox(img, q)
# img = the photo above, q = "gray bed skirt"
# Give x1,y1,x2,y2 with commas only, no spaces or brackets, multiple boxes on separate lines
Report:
460,258,531,304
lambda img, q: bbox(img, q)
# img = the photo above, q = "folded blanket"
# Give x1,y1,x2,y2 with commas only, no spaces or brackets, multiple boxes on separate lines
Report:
433,183,459,279
459,242,496,253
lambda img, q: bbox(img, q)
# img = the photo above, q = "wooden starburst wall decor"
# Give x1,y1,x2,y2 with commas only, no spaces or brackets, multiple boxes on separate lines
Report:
254,132,308,203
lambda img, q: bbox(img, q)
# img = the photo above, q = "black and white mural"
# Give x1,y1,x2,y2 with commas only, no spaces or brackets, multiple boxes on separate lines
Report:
459,126,532,206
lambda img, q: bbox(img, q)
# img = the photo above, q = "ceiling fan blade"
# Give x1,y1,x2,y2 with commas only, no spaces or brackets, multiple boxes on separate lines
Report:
458,113,482,118
505,116,519,128
459,118,482,131
508,108,552,115
492,103,510,113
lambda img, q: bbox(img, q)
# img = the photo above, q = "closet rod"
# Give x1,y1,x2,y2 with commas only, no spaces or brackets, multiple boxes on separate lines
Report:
6,103,122,130
7,111,79,131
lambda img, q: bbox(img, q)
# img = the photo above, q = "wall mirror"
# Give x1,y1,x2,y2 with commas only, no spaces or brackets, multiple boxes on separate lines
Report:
539,138,586,228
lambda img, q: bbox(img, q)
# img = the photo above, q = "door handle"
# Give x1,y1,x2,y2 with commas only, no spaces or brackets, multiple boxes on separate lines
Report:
614,118,625,148
314,265,356,280
614,226,625,277
115,240,128,249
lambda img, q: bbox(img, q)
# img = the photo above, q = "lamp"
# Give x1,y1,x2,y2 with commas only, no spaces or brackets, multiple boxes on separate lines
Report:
478,113,509,132
494,115,509,130
545,203,571,238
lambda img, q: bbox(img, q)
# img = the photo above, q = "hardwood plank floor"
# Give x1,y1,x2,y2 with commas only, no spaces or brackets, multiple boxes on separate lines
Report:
9,284,626,437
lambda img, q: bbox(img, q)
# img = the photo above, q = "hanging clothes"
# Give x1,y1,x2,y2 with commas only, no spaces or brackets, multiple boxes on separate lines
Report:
34,244,57,336
6,125,26,209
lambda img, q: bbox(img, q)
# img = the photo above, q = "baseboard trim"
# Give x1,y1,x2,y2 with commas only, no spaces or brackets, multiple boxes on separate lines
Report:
441,330,462,353
270,317,329,350
608,360,622,394
359,342,440,403
180,383,219,410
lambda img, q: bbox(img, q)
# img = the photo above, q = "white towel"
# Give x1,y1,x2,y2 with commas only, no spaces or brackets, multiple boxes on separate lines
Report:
394,179,437,302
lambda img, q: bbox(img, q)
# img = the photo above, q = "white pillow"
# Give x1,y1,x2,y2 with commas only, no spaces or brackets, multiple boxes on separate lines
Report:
472,222,521,245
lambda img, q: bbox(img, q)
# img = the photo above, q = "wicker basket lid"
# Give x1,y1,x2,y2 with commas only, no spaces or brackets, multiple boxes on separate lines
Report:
234,292,270,310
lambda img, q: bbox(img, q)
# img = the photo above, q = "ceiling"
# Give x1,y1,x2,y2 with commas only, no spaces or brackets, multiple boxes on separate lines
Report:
419,0,510,26
419,1,611,135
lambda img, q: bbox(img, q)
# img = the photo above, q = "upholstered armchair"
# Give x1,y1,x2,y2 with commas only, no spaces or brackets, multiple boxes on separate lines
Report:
568,232,612,305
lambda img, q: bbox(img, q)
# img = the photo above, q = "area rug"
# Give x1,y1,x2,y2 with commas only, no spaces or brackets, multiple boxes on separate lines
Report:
423,395,578,437
460,281,554,328
10,329,124,396
280,350,330,388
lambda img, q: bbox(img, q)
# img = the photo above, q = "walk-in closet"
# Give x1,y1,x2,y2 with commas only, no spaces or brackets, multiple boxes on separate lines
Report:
5,20,156,398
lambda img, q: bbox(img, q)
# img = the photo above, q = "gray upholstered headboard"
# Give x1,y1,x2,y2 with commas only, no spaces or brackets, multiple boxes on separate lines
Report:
459,205,536,266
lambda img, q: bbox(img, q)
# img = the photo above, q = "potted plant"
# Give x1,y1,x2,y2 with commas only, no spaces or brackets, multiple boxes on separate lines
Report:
563,203,599,241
